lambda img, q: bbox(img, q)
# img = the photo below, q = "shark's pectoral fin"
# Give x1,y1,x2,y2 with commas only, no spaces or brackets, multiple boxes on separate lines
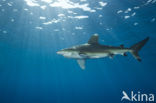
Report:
77,59,85,70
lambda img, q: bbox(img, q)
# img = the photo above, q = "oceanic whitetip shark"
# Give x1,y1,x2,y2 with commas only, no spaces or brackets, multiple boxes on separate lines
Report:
57,34,149,69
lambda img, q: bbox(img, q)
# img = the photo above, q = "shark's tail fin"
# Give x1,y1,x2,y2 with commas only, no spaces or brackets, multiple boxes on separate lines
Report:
130,37,149,61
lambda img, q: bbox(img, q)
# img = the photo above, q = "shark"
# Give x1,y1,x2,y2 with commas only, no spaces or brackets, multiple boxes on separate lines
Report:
57,34,149,69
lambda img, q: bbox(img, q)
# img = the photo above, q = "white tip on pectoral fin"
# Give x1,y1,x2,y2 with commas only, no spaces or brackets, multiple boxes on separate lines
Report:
77,59,85,70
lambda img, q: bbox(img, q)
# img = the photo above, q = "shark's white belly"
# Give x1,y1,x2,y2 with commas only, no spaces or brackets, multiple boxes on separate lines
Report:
63,49,131,59
111,49,129,54
63,52,83,59
111,49,131,55
86,53,109,58
86,49,130,59
63,52,108,59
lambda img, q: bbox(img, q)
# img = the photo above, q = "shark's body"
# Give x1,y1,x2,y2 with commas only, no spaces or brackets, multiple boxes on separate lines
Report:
57,34,149,69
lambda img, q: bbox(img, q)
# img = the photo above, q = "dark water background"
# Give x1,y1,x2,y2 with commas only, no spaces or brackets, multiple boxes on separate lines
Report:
0,0,156,103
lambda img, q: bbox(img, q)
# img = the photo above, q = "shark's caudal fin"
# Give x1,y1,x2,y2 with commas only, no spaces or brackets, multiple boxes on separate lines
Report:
130,37,149,61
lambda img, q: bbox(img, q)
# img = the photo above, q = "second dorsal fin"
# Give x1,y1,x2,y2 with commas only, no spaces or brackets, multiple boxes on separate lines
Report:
88,34,99,44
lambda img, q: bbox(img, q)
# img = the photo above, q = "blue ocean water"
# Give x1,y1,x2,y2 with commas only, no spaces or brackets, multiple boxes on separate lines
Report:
0,0,156,103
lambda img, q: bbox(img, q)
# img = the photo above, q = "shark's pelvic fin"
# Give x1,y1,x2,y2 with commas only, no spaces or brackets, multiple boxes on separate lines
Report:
77,59,85,70
130,37,149,61
88,34,99,44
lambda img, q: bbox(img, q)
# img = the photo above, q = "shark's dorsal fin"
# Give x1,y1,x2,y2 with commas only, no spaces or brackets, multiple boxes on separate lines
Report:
77,59,85,70
88,34,99,44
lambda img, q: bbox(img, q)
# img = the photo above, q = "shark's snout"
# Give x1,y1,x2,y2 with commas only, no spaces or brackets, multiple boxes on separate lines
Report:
57,50,64,55
57,49,69,55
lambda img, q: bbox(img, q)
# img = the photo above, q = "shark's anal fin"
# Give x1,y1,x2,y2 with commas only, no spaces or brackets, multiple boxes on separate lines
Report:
88,34,99,44
77,59,85,70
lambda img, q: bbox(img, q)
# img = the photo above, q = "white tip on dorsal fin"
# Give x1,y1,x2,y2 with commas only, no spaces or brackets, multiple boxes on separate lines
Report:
77,59,85,70
88,34,99,44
